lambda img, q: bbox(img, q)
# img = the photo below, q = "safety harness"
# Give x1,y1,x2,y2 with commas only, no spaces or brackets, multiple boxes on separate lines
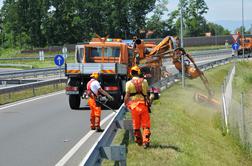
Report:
129,78,145,98
86,79,97,98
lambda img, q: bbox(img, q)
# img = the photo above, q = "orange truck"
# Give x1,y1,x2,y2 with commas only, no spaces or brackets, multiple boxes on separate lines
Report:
64,36,177,109
238,36,252,56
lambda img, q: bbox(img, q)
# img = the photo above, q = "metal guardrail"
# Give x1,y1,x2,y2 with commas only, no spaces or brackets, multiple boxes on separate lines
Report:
80,105,130,166
0,55,74,61
191,49,232,57
0,78,66,95
80,56,235,165
0,67,63,79
0,64,33,69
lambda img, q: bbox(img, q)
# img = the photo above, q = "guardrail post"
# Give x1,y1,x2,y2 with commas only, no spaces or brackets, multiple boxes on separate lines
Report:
32,85,36,96
101,145,126,166
117,119,134,141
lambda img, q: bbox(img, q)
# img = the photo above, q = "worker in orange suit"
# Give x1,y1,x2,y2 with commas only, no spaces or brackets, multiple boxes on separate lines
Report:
124,66,151,149
86,72,114,132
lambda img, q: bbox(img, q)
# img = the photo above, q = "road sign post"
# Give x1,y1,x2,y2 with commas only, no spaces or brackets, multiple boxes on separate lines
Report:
39,51,45,61
54,54,64,78
62,46,68,59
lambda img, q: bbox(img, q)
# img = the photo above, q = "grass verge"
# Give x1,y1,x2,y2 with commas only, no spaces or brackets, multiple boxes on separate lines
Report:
103,63,252,166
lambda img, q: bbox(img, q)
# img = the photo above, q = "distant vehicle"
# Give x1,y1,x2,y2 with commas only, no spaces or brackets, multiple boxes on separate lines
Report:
237,35,252,57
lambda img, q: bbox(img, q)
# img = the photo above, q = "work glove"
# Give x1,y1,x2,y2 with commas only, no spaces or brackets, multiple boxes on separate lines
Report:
107,95,114,101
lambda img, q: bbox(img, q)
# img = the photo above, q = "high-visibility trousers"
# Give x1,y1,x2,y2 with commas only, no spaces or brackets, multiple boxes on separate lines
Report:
88,98,101,128
128,102,151,144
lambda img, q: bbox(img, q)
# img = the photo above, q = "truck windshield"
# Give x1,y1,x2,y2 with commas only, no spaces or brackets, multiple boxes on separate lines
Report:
85,47,120,57
104,47,120,57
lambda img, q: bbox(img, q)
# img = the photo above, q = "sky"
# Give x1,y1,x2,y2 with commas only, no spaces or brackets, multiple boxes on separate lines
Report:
167,0,252,32
0,0,251,32
167,0,252,21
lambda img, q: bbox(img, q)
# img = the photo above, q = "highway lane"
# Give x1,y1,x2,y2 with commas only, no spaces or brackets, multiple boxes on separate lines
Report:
0,92,114,166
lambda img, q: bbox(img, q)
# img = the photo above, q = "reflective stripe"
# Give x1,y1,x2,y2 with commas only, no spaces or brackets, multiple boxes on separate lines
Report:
101,70,115,74
104,86,119,91
66,70,81,74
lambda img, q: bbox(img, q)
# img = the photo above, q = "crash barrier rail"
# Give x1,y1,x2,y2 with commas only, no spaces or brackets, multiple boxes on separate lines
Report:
191,49,231,57
0,78,66,104
221,61,252,151
0,67,64,79
0,64,33,69
81,56,235,166
0,55,74,61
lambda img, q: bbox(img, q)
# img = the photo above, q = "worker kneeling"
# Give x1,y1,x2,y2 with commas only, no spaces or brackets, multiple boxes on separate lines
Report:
124,66,151,149
86,72,114,132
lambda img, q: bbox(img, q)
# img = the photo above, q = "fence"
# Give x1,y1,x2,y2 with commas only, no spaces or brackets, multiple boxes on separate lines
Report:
221,62,252,151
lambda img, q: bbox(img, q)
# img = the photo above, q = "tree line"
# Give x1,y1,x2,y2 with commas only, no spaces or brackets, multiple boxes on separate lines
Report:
0,0,230,48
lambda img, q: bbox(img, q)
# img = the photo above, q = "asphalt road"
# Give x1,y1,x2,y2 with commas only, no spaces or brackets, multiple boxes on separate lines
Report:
0,52,232,166
0,92,114,166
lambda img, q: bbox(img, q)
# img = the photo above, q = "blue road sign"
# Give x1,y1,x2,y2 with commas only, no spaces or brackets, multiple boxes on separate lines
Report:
54,54,64,66
232,43,240,51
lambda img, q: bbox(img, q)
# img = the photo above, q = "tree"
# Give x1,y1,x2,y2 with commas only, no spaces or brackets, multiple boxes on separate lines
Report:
206,22,230,36
145,0,170,38
1,0,157,47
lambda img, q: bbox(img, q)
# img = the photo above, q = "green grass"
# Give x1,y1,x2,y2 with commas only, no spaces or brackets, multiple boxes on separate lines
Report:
103,63,252,166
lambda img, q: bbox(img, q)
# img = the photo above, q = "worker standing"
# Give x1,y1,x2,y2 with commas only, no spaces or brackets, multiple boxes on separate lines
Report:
86,72,114,132
124,66,151,149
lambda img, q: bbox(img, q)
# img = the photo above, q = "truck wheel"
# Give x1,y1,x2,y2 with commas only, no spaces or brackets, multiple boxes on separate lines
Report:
69,95,80,109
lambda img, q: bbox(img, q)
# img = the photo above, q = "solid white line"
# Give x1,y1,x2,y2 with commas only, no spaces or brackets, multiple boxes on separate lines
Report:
0,91,64,110
55,112,115,166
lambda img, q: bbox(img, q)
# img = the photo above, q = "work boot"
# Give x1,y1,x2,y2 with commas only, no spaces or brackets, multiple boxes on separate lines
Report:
95,116,104,132
143,142,150,149
90,127,96,130
96,127,104,132
134,129,142,146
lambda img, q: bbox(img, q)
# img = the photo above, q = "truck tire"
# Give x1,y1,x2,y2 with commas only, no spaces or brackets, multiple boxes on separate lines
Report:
69,95,80,110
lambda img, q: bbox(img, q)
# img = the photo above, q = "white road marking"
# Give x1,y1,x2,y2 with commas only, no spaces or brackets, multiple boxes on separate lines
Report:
0,91,65,110
55,112,115,166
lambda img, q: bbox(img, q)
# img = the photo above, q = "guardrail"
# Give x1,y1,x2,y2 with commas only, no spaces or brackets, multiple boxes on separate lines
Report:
0,64,33,69
0,55,74,61
80,56,235,165
0,67,64,79
0,78,66,98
